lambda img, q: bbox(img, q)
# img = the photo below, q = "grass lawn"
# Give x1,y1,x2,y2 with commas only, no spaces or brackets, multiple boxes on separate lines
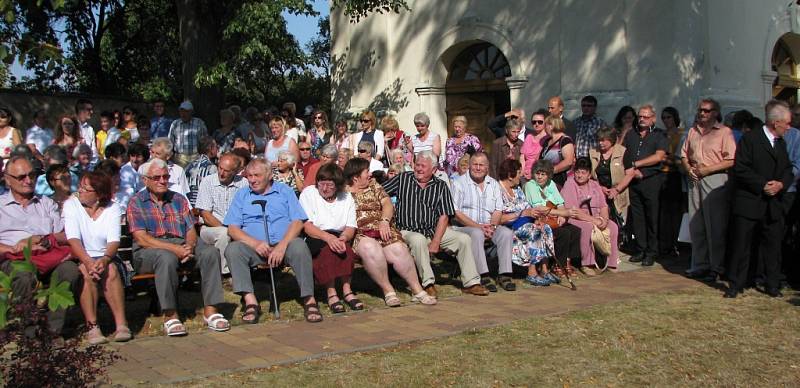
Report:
173,285,800,387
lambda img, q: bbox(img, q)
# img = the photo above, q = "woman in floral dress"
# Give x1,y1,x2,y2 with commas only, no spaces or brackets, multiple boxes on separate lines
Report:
444,115,482,175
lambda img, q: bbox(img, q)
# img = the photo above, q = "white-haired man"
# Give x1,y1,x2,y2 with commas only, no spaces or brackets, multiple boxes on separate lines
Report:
382,150,489,297
140,137,189,197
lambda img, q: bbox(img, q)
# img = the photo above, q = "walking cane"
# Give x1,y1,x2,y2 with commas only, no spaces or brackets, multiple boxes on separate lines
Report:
251,200,280,319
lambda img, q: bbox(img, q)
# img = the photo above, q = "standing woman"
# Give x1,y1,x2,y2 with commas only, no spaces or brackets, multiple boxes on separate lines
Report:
264,117,299,163
613,106,637,146
380,116,404,155
589,127,633,222
54,115,82,162
344,158,437,306
520,110,549,181
0,107,23,167
539,115,576,187
406,112,441,162
282,102,306,143
308,110,332,156
331,120,351,151
659,106,687,256
444,115,482,176
299,163,362,313
350,111,385,161
64,171,130,344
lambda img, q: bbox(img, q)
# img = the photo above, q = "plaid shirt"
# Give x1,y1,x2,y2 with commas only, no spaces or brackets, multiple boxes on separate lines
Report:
168,117,208,155
127,189,196,238
574,115,606,158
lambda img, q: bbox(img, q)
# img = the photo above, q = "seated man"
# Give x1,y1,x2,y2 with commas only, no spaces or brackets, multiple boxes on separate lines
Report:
0,156,81,335
196,153,249,274
451,152,515,292
127,158,229,336
381,150,489,297
224,158,323,323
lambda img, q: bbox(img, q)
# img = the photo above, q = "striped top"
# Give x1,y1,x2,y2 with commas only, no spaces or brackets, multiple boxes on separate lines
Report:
451,174,504,225
381,171,454,238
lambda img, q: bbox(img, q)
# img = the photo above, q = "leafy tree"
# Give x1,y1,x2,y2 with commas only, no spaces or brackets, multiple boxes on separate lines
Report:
332,0,409,22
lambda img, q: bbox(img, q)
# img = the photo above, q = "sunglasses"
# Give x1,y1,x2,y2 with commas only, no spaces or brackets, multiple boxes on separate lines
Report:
6,171,38,181
531,120,544,125
358,149,369,153
299,147,311,151
360,119,371,123
145,174,170,182
314,116,324,119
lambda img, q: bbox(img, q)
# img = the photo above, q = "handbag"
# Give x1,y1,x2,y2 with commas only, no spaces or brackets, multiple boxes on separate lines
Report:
4,235,72,273
591,225,612,256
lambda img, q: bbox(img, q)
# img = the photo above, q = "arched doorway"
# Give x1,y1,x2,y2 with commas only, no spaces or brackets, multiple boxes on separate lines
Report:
772,32,800,104
445,42,511,153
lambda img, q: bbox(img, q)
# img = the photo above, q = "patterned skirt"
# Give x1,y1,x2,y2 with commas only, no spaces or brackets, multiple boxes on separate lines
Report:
510,222,555,267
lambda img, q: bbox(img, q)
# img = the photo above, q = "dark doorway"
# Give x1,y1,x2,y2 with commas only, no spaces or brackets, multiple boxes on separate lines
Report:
445,42,511,153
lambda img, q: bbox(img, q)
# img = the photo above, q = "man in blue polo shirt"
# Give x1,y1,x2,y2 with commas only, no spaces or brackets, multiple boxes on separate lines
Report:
224,158,322,323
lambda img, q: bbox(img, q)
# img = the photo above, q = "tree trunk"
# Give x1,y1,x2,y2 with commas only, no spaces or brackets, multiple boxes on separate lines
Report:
175,0,224,130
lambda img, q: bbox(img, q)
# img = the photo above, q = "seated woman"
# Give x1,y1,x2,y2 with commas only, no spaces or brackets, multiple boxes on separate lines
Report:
523,159,582,277
560,158,620,275
273,150,305,196
496,159,557,287
343,158,437,306
63,171,130,344
299,163,362,313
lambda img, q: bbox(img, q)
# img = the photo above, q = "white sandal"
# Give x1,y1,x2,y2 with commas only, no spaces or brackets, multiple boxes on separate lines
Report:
163,318,187,337
204,313,230,332
383,292,402,307
411,291,437,305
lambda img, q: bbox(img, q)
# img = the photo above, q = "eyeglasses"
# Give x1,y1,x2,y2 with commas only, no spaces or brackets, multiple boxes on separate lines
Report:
144,174,170,182
314,116,324,120
358,149,369,153
299,147,311,151
317,181,335,188
6,171,38,181
531,120,544,125
360,119,371,123
697,108,714,114
78,185,96,193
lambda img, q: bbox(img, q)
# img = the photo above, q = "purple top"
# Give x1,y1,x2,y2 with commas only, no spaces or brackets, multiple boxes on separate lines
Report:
0,192,63,246
445,133,483,175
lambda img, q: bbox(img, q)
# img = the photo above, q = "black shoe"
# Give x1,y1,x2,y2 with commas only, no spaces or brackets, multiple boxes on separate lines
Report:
629,253,644,263
641,256,655,266
685,270,709,279
723,287,740,298
700,272,719,283
765,287,784,298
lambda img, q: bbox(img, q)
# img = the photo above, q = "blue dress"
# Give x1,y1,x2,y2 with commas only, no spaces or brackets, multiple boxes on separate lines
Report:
502,186,555,266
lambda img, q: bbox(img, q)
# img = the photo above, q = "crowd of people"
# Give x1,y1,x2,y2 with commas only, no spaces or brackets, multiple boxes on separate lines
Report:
0,93,797,344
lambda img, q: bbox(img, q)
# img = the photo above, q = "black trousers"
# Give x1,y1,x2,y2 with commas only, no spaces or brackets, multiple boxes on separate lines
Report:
658,171,686,254
727,214,784,290
629,174,664,258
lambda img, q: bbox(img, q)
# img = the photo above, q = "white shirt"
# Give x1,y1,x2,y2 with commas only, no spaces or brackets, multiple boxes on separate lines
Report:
298,186,357,232
451,173,504,225
368,158,385,173
762,125,777,147
286,128,300,143
63,196,121,258
25,125,54,153
195,173,249,221
80,121,99,161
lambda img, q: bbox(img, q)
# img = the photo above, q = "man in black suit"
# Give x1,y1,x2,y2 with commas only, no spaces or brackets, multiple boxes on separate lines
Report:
725,100,794,298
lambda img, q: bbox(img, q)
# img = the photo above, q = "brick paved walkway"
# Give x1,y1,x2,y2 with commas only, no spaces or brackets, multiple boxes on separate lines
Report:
107,266,698,385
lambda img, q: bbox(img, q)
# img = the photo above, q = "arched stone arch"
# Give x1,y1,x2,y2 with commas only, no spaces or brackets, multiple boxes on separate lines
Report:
760,4,796,103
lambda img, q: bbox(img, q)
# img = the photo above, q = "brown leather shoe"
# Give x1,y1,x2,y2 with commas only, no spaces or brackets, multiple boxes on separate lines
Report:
462,284,490,296
424,284,438,298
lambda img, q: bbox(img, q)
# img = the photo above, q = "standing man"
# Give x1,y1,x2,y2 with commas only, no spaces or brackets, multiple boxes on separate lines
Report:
150,100,172,139
196,153,248,274
548,96,577,140
382,151,489,297
725,100,794,298
623,104,668,266
127,158,229,335
75,98,98,162
489,119,522,179
25,110,53,161
573,95,606,158
451,152,516,292
184,136,218,206
297,141,319,178
681,99,736,281
168,100,208,167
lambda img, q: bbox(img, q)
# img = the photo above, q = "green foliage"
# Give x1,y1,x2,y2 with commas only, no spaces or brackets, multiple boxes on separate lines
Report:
332,0,409,22
0,239,74,329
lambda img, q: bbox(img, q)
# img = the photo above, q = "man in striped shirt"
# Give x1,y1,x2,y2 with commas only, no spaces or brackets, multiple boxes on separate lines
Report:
382,151,489,297
451,152,515,292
